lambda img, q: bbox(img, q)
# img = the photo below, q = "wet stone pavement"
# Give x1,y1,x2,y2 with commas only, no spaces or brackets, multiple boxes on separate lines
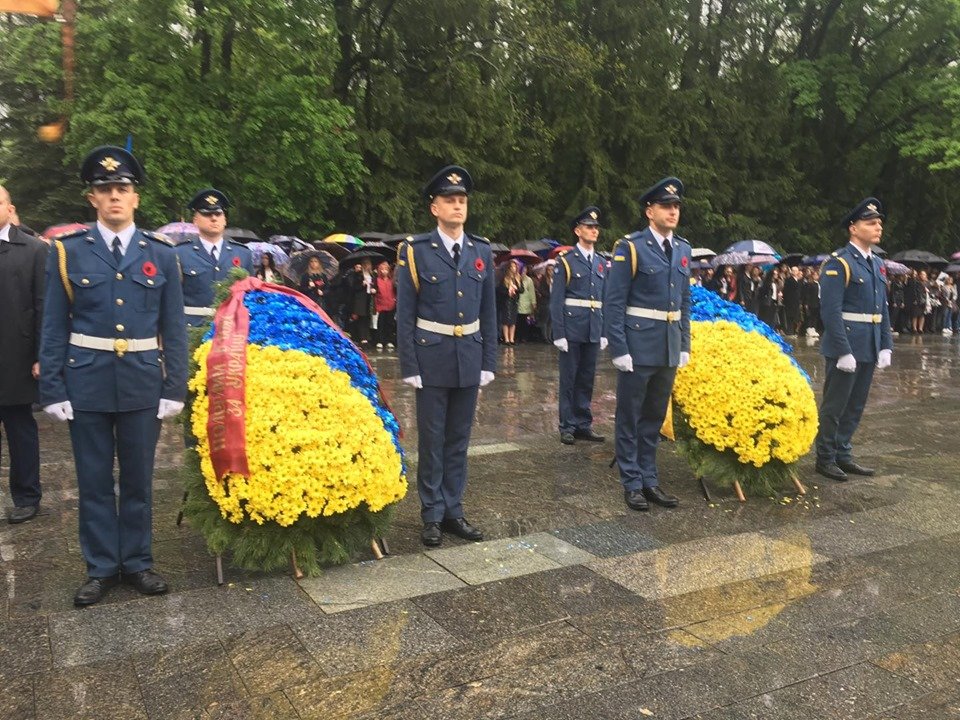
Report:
2,334,960,719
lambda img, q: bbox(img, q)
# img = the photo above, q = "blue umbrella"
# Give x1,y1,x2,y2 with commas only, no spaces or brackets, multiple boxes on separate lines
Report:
801,254,830,266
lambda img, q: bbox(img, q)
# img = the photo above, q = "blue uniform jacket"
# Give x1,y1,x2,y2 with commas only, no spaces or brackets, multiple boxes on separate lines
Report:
176,239,254,326
819,244,893,362
549,248,606,343
395,230,497,387
602,228,692,367
39,227,189,412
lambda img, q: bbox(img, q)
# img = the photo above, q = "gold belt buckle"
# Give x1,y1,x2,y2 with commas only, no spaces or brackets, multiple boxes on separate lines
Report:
114,338,129,357
453,325,464,337
872,314,882,323
667,311,680,322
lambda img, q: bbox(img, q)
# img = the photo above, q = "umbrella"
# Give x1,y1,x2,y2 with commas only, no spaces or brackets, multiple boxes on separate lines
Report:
801,254,831,266
289,249,339,280
225,227,260,243
311,241,351,260
505,248,541,264
549,245,575,259
873,246,887,256
781,253,805,266
944,263,960,274
358,231,391,242
155,221,199,244
384,233,413,245
42,222,89,240
269,235,313,253
890,249,949,268
246,242,290,269
883,260,911,275
691,247,716,260
693,258,713,269
512,239,554,255
711,252,778,267
490,242,510,254
361,241,397,260
322,233,364,247
950,251,960,261
721,240,780,257
340,248,389,270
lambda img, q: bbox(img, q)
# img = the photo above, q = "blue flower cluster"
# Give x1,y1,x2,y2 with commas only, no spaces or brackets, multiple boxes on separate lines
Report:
690,285,810,382
206,291,403,455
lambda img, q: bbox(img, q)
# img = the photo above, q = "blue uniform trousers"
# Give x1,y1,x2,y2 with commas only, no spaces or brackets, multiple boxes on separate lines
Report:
615,365,676,491
415,385,479,523
0,404,41,507
815,359,876,465
558,341,599,433
69,408,161,577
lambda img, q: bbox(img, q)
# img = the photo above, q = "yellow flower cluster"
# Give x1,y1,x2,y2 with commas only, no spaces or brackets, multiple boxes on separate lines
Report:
190,343,406,526
673,321,818,467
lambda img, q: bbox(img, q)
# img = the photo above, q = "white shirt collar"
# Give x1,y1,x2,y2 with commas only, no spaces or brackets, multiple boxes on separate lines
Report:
0,223,10,242
200,236,224,255
437,227,465,257
576,242,594,263
97,221,136,254
648,226,674,247
849,241,872,259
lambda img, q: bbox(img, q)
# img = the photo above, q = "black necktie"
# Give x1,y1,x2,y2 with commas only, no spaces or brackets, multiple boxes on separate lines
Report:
663,240,672,262
210,245,218,263
453,242,461,266
112,236,123,263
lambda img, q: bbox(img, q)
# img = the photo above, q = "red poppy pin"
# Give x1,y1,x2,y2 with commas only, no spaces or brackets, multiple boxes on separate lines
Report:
681,256,689,268
232,256,241,267
879,264,887,276
142,261,157,277
475,258,485,272
597,262,604,274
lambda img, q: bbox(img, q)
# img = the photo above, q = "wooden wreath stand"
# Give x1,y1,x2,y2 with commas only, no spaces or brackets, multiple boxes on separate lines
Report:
697,470,807,503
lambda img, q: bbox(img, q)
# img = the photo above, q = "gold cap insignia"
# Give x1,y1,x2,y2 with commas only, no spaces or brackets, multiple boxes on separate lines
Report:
100,156,120,172
589,211,598,220
665,184,677,194
866,203,877,212
206,195,219,206
447,173,463,185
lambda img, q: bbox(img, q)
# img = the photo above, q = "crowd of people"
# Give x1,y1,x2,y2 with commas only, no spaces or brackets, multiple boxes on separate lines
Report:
693,263,960,337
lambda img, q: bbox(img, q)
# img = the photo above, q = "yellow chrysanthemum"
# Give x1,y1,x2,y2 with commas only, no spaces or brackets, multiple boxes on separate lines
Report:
190,343,406,526
673,321,818,467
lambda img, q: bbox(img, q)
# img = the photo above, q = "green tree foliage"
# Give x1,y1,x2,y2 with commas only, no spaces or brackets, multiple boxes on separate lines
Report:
3,0,960,252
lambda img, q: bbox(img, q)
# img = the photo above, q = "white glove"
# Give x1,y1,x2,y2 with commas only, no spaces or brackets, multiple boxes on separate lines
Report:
836,354,857,373
612,354,634,373
554,338,569,352
877,349,892,369
678,351,690,368
44,401,74,422
480,371,495,387
599,337,608,350
157,399,185,419
402,375,423,389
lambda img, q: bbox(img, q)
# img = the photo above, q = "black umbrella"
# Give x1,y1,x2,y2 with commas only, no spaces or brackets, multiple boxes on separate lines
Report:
362,241,397,260
490,242,510,253
269,235,312,253
225,227,260,243
890,249,949,268
358,231,391,242
289,250,339,280
340,249,389,270
310,241,351,260
384,233,414,246
874,246,887,256
944,263,960,274
512,239,554,254
781,253,805,266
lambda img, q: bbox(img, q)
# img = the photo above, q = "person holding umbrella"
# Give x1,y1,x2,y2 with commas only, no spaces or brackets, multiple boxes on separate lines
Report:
550,206,607,445
175,189,254,327
814,198,892,483
395,165,497,547
604,177,691,512
298,256,327,305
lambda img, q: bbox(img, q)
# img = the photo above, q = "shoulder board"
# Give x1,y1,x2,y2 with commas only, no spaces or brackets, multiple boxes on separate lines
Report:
54,228,89,242
142,230,174,246
468,233,489,244
623,231,644,241
410,233,430,244
674,235,690,245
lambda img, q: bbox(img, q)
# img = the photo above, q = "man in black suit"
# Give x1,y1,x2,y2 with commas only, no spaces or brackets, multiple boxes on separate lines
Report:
0,186,47,523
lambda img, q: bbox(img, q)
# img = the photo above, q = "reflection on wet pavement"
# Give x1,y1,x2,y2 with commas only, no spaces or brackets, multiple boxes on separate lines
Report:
1,337,959,718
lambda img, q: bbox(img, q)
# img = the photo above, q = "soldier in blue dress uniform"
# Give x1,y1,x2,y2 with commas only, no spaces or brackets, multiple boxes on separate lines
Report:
39,146,188,606
603,177,691,512
175,188,254,326
815,197,893,482
550,206,608,445
395,165,497,547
